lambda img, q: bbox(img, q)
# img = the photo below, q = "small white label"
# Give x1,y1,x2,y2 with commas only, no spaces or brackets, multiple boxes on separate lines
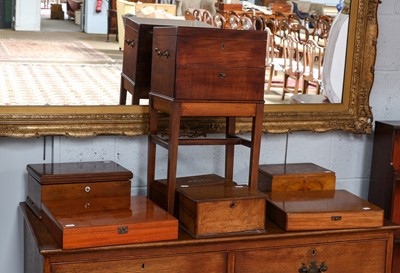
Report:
235,185,244,188
65,224,76,228
181,185,189,188
362,207,371,210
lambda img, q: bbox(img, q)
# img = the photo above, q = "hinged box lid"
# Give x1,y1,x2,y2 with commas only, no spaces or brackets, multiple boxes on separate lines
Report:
41,196,178,249
27,161,133,184
266,190,384,231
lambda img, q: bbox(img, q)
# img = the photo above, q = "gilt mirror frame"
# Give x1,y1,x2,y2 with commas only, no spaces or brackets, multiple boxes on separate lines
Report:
0,0,377,137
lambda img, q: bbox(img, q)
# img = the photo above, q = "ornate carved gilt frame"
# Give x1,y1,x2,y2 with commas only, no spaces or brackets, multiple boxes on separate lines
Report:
0,0,377,137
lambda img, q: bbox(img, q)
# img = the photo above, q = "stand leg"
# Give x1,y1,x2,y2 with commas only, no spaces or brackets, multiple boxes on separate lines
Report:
147,99,158,198
248,103,264,190
225,117,236,181
119,77,127,105
166,104,181,214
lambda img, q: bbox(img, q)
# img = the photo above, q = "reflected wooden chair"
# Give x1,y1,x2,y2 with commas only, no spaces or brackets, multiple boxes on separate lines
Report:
213,13,226,29
281,33,307,100
201,10,214,25
228,14,254,30
302,39,324,95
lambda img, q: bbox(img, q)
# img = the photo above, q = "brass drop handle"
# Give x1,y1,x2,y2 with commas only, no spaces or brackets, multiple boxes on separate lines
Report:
298,261,328,273
154,48,170,59
124,39,136,48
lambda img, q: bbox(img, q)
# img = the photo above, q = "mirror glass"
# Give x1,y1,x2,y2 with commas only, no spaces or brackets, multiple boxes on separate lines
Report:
0,0,376,136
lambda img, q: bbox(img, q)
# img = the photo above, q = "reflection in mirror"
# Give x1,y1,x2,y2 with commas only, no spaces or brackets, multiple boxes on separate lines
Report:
0,0,348,107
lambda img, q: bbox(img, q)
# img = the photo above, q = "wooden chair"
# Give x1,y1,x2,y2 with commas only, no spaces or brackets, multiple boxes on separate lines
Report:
302,39,324,95
201,9,214,25
213,13,226,29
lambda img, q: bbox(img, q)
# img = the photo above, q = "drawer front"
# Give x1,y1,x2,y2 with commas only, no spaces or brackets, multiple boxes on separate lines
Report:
235,239,388,273
41,181,131,201
176,37,266,68
122,25,139,81
175,67,265,101
51,252,227,273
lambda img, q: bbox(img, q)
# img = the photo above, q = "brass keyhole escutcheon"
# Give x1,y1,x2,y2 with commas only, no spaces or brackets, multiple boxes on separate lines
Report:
230,202,236,208
219,72,226,79
221,43,225,49
85,186,91,193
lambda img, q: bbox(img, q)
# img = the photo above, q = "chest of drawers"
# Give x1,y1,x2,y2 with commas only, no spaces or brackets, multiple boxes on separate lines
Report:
21,202,398,273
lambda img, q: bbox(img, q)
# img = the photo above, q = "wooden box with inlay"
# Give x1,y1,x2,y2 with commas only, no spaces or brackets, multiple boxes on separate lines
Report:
41,196,178,249
26,161,132,218
178,184,266,238
258,163,335,192
266,190,384,231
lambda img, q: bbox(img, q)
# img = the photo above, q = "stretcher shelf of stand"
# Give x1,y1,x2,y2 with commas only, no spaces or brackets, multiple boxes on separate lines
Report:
150,135,244,149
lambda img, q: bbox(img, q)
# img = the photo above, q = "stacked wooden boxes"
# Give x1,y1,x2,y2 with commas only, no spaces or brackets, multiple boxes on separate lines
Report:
26,161,178,249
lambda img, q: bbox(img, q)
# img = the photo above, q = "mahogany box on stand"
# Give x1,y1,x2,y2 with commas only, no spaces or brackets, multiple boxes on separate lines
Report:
26,161,133,218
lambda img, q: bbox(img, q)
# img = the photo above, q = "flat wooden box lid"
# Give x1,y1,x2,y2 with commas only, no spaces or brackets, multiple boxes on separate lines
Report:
259,163,335,177
42,196,176,228
266,190,383,214
27,161,133,184
125,16,212,29
179,184,266,202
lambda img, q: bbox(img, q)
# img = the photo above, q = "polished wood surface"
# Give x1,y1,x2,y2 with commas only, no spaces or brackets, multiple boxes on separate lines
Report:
21,202,398,273
267,190,384,231
40,196,178,249
150,26,267,102
258,163,336,192
120,17,212,105
179,184,266,237
27,161,133,184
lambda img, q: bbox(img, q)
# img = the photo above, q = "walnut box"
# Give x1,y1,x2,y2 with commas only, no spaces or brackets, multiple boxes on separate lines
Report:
149,173,237,216
266,190,384,231
150,26,267,102
41,196,178,249
26,161,133,218
178,184,266,238
258,163,336,192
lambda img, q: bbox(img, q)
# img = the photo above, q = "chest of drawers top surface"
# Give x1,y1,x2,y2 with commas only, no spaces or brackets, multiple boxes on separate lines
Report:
150,26,268,101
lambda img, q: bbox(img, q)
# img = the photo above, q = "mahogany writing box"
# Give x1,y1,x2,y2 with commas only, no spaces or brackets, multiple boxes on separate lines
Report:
41,196,178,249
266,190,384,231
178,184,266,238
26,161,133,218
258,163,336,192
150,26,267,102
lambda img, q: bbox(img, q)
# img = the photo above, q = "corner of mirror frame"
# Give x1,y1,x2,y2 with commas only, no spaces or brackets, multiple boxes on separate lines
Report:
0,0,377,138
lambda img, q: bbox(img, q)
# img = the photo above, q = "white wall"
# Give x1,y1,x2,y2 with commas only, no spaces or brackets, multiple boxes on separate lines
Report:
2,0,400,271
14,0,41,31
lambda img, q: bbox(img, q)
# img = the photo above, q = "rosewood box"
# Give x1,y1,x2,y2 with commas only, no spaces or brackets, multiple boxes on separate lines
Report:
258,163,336,192
178,184,266,238
41,196,178,249
266,190,384,231
26,161,133,218
150,26,267,102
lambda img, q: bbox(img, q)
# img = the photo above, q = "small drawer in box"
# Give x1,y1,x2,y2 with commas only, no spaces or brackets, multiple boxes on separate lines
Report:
266,190,384,231
150,26,267,102
258,163,335,192
26,161,133,218
178,184,266,238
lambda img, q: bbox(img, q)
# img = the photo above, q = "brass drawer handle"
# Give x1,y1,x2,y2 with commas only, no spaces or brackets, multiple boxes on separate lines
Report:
298,261,328,273
124,39,136,48
154,48,170,59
